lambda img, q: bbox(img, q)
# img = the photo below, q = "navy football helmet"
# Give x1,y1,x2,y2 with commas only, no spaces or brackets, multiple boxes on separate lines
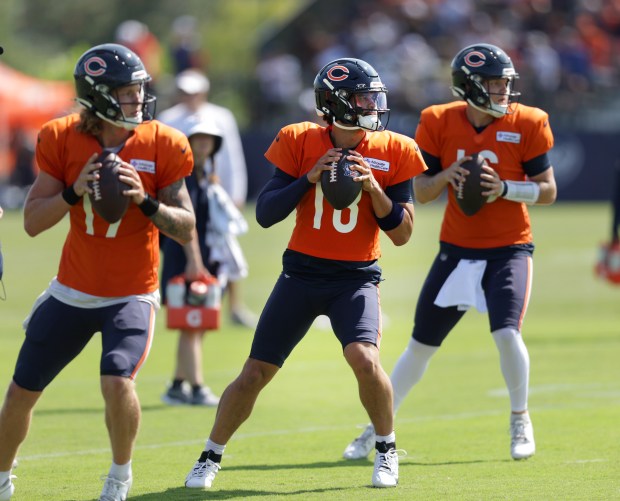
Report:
450,43,520,118
74,43,155,130
314,58,389,131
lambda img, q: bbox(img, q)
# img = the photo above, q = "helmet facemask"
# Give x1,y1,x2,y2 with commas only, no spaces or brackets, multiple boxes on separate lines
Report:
452,69,519,118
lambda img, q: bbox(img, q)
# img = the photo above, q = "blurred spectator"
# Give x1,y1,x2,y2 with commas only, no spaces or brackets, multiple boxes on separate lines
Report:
9,128,35,188
115,20,163,89
252,0,620,133
169,15,207,74
160,119,228,407
255,50,303,126
157,69,257,328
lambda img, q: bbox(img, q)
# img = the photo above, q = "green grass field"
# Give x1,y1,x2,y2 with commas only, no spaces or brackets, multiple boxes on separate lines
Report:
0,202,618,500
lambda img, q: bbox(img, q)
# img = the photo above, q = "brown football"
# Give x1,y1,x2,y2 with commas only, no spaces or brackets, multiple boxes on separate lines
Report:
88,152,130,224
320,148,362,210
455,153,488,216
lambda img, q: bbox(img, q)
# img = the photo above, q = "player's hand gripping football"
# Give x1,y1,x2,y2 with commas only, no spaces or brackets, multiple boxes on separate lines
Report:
444,156,473,191
306,147,344,184
117,161,148,205
73,152,102,197
480,164,503,202
346,150,382,195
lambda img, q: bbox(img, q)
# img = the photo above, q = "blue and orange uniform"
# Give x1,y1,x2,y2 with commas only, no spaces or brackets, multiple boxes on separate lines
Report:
412,101,554,343
15,114,193,390
249,122,427,366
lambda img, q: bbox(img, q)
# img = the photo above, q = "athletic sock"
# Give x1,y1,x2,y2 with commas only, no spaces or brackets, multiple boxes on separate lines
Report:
109,460,132,481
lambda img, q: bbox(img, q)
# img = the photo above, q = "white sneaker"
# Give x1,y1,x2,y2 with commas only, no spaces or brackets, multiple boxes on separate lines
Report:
343,424,375,460
161,383,191,406
185,458,221,489
510,413,535,460
191,386,220,407
372,448,405,488
0,476,16,501
99,475,132,501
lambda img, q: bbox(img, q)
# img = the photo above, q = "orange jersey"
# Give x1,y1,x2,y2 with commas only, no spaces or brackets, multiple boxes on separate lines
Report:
415,102,553,248
36,114,193,296
265,122,427,261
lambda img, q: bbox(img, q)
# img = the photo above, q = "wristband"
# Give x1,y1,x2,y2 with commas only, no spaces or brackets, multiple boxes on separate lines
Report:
375,202,405,231
138,193,160,217
501,180,540,204
61,184,81,206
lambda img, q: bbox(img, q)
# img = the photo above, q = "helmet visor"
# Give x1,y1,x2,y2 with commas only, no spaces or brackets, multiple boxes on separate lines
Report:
352,91,387,113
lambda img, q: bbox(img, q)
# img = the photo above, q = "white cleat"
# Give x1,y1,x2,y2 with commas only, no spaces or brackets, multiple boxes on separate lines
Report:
0,475,16,501
510,413,536,460
99,476,132,501
372,447,405,488
185,458,221,489
343,424,375,460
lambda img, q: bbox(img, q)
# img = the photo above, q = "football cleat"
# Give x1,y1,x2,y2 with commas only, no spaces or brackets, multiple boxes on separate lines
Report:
99,475,132,501
343,423,375,460
372,447,405,488
185,458,221,489
510,413,535,460
0,475,15,501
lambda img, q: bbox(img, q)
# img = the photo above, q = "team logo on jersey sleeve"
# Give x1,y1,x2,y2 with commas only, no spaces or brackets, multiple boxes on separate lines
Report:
365,157,390,172
130,159,156,174
496,131,521,144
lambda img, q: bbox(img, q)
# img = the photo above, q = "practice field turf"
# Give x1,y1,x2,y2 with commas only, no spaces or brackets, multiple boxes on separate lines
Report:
0,202,618,500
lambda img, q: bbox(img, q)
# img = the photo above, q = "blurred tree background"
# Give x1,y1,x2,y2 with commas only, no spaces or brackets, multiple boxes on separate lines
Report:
0,0,307,128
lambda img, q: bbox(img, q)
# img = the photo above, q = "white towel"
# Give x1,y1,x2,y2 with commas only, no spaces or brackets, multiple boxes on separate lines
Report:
206,183,249,283
434,259,488,313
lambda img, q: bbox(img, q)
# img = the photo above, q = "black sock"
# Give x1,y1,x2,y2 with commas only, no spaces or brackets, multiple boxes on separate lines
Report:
172,379,184,389
192,384,203,394
199,450,222,463
375,441,396,453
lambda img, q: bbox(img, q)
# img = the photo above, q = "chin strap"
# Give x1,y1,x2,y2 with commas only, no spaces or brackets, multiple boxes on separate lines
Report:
333,121,361,131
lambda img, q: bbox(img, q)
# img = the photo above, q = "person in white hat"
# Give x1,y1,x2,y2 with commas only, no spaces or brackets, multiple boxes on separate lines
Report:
160,118,232,407
158,69,257,328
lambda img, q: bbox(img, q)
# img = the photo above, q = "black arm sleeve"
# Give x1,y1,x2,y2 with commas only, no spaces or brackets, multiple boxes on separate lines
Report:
420,150,442,176
385,179,413,204
256,167,313,228
523,152,552,177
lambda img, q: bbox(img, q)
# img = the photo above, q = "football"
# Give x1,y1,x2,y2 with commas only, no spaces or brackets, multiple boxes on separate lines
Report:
455,153,488,216
320,148,362,210
88,152,130,224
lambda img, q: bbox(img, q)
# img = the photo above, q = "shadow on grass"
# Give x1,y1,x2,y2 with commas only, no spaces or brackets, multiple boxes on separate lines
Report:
125,458,512,499
127,485,350,500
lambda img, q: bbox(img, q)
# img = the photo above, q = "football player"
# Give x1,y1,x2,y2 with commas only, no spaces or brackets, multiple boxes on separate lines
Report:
0,43,196,501
183,58,427,490
343,43,557,461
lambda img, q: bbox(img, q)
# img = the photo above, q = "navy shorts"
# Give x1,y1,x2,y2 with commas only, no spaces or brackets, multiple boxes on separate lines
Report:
14,296,155,391
249,272,382,367
412,252,532,347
